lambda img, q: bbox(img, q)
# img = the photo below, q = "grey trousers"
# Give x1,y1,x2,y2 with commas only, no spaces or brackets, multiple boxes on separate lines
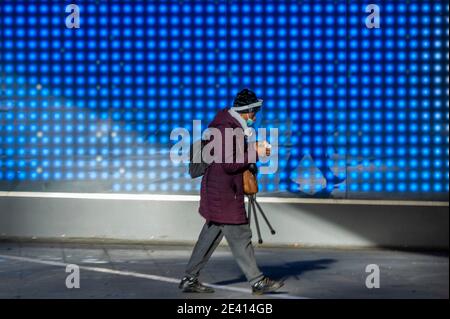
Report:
185,222,264,286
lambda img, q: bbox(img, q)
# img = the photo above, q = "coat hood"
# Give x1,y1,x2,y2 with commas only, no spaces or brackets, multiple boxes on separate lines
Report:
208,107,254,138
208,107,241,130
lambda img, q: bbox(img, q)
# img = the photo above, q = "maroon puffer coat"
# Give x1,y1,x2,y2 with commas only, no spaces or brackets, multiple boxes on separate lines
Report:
198,107,258,224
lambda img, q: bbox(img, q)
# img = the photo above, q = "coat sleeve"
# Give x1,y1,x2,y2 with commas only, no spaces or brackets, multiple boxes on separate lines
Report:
215,125,259,174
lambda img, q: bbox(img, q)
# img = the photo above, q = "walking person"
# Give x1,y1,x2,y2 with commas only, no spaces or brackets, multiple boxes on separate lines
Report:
179,89,284,295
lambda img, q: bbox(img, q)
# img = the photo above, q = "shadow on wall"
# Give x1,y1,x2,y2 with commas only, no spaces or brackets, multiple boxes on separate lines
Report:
280,202,450,252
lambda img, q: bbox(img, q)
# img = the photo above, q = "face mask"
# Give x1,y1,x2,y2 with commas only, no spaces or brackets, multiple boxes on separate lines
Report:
246,117,255,127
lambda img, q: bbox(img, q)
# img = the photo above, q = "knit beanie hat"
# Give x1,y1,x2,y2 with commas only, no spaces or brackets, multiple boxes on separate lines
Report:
232,88,263,113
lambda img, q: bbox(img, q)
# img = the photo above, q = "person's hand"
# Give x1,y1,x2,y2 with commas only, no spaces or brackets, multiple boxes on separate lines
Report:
255,141,271,157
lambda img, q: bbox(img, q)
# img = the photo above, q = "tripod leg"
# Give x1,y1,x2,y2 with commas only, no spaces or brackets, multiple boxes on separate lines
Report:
247,195,252,224
254,198,276,235
250,196,263,244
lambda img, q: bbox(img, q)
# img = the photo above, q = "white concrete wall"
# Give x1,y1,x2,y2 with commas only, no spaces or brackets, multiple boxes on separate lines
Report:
0,195,448,249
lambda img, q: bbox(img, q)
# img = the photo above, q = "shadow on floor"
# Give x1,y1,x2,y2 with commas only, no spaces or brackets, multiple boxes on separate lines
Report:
213,258,336,285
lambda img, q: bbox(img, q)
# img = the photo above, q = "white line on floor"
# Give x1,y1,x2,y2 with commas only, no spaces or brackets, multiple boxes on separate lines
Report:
0,254,306,299
0,191,447,207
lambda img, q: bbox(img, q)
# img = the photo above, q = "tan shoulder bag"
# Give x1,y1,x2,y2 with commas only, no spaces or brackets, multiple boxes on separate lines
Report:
243,170,258,195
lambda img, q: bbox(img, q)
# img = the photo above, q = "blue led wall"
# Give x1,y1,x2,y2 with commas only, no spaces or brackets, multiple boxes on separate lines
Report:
0,0,448,200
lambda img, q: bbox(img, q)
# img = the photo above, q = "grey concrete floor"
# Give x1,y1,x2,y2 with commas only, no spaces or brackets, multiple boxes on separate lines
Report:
0,242,448,299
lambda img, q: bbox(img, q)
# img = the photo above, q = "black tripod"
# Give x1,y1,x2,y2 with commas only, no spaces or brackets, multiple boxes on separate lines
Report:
246,194,276,244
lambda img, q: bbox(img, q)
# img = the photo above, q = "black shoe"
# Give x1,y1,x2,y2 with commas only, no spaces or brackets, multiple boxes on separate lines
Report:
179,276,215,293
252,277,284,295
